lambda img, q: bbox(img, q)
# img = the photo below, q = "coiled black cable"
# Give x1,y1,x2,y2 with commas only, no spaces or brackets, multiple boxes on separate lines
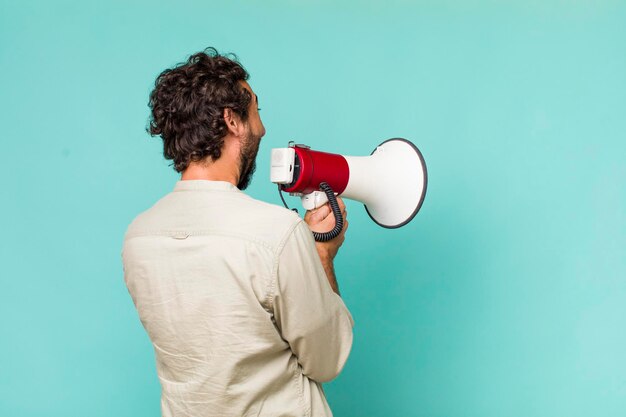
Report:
312,182,344,242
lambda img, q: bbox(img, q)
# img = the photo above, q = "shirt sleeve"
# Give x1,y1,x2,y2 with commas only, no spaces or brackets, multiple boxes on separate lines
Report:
272,220,354,383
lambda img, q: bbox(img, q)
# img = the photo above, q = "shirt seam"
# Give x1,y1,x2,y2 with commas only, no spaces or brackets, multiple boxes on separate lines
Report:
124,229,275,251
267,219,303,313
269,220,310,416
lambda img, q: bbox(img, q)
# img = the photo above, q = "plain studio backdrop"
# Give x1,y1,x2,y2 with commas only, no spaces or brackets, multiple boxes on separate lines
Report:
1,1,625,416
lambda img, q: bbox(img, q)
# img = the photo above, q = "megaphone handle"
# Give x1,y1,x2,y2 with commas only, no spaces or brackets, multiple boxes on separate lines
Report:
301,191,329,210
310,182,344,243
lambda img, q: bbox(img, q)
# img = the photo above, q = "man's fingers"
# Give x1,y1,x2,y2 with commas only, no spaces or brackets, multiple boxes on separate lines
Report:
321,204,332,219
310,198,347,226
312,204,331,222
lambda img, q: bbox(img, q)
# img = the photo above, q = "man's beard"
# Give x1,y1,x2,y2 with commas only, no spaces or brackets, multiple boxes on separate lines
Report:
237,130,261,190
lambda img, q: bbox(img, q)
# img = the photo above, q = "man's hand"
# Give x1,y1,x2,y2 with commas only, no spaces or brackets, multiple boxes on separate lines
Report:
304,197,349,259
304,198,348,295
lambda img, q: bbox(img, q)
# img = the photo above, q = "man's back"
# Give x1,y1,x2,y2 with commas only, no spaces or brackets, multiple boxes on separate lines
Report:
122,180,353,417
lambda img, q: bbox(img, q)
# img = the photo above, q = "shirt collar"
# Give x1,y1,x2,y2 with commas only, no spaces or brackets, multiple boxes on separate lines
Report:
173,180,241,193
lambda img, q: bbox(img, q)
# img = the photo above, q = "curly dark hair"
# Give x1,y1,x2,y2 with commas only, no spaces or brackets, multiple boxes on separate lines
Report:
147,47,252,172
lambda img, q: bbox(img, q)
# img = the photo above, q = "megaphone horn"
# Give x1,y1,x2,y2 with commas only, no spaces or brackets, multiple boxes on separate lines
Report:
270,138,428,229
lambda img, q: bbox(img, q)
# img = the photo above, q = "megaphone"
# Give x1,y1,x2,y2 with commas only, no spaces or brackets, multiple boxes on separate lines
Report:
270,138,428,231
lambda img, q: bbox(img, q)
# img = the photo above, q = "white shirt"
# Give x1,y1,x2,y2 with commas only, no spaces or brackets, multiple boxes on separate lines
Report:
122,180,354,417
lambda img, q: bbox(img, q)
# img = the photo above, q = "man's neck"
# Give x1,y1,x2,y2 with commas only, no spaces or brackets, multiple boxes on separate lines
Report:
181,140,240,186
181,164,236,185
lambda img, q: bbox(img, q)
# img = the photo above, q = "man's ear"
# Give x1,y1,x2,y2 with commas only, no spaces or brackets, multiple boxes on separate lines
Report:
223,108,244,137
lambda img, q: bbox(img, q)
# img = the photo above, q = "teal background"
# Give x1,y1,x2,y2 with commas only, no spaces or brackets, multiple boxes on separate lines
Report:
1,0,625,416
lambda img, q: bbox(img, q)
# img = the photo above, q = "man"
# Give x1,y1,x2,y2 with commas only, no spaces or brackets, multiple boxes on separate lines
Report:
122,48,353,417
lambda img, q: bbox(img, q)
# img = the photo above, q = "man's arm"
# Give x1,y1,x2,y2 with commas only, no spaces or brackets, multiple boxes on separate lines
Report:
303,198,348,295
271,214,353,383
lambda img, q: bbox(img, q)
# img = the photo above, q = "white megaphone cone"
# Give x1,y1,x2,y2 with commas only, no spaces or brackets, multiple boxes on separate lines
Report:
270,138,428,229
342,139,427,228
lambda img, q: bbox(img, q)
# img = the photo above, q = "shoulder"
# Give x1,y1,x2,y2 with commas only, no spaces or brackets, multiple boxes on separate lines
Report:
235,195,306,248
123,194,172,238
242,195,301,225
